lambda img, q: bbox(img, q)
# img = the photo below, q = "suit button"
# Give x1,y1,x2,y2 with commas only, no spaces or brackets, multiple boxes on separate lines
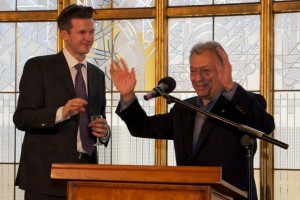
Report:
236,105,241,110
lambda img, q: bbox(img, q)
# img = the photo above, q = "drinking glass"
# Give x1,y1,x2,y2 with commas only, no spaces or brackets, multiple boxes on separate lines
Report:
90,115,102,146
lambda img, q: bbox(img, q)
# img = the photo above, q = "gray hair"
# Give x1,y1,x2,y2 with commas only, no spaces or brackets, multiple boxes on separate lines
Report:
189,41,224,65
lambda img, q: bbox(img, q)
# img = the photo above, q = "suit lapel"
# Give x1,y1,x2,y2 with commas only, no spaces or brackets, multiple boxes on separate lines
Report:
53,52,76,98
193,118,214,154
193,96,227,155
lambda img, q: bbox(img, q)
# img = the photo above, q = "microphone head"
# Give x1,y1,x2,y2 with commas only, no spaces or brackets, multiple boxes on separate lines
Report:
158,76,176,93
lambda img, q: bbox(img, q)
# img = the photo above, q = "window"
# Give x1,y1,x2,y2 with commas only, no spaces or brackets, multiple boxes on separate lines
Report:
0,0,299,199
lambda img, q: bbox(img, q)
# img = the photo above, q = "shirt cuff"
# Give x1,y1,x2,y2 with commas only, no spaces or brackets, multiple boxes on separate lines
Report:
222,82,238,101
99,125,111,143
55,106,69,124
120,95,137,112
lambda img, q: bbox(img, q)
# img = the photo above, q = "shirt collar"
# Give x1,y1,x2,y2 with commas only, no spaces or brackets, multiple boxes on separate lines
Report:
62,48,88,69
195,88,224,111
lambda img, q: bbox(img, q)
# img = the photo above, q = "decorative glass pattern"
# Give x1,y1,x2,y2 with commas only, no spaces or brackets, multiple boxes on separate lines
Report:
274,92,300,169
169,0,212,5
113,0,155,8
168,16,260,92
168,18,213,91
88,19,156,91
16,22,57,91
75,0,111,8
168,0,259,6
0,23,15,92
274,13,300,90
274,12,300,200
215,0,259,3
75,0,155,8
215,16,260,91
0,0,15,11
17,0,57,10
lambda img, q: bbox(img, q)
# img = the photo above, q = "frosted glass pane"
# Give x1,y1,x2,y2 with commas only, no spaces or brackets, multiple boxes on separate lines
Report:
17,0,57,10
104,93,155,165
14,94,24,164
96,93,156,165
168,18,213,91
254,170,260,197
169,0,212,5
274,13,300,90
169,0,259,6
0,23,15,92
215,16,260,91
75,0,111,8
215,0,259,3
274,170,300,200
0,165,15,200
88,19,156,92
87,20,113,91
0,0,15,11
274,92,300,169
113,0,155,8
74,0,155,8
16,22,57,92
0,94,15,163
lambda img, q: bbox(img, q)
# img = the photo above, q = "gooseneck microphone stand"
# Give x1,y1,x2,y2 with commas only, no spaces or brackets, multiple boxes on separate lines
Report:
241,135,255,200
160,92,289,200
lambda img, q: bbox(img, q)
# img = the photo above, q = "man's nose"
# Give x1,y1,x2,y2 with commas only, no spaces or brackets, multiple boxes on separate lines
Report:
86,33,94,41
194,71,205,81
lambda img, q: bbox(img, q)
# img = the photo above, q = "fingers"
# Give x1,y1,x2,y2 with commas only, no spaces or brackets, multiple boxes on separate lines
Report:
89,119,108,137
109,57,130,76
216,47,234,91
216,46,230,67
62,98,88,118
119,57,129,72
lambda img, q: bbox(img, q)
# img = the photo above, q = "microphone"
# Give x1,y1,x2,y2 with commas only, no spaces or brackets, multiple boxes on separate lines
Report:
144,77,176,101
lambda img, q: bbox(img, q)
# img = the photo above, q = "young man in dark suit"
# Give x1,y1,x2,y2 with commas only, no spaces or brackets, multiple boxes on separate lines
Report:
14,4,110,200
109,41,275,200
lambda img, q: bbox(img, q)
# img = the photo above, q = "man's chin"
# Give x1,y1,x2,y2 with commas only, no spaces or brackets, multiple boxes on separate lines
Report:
196,92,208,98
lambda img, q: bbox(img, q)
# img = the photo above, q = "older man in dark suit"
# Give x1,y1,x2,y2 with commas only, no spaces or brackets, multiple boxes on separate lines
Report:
13,4,109,200
109,41,275,200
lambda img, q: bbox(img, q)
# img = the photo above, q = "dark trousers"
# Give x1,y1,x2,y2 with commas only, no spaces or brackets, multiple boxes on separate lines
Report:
24,152,97,200
25,190,66,200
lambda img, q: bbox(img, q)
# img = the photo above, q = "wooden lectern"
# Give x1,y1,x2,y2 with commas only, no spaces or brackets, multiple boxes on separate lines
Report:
51,164,247,200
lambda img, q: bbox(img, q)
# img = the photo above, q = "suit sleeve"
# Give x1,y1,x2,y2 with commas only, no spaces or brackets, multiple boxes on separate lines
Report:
13,58,57,131
116,98,174,139
228,84,275,135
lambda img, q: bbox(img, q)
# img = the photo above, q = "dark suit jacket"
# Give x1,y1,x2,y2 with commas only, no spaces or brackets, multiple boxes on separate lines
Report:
13,51,107,196
116,85,275,199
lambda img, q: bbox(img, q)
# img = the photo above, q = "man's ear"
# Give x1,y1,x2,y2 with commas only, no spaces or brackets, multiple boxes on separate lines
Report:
60,30,68,40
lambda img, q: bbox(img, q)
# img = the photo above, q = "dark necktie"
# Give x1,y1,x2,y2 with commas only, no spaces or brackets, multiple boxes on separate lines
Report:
74,63,95,155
